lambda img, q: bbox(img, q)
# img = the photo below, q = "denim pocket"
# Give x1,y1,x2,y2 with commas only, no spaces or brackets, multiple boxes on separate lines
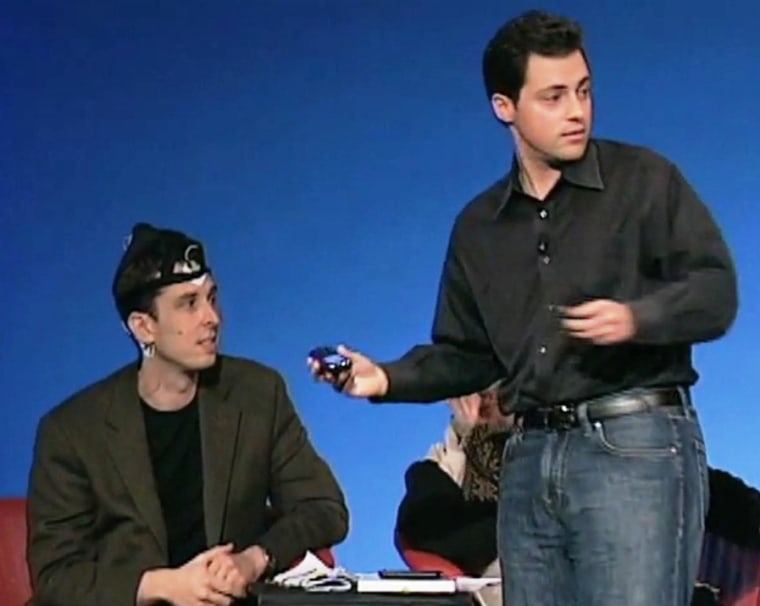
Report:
591,409,679,458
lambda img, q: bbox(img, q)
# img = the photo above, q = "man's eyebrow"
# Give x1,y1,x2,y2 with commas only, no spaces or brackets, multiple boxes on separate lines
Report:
538,83,569,93
537,76,591,94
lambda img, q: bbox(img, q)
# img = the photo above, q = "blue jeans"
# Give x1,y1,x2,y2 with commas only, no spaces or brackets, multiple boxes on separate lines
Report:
498,391,709,606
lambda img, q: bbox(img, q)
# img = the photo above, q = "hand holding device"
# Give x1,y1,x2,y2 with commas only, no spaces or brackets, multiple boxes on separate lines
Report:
306,344,389,399
308,346,352,377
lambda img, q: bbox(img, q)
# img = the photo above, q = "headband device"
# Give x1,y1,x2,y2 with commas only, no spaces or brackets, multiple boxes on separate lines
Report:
113,223,212,321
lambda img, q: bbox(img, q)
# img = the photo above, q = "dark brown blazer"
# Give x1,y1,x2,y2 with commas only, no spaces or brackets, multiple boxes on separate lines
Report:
27,355,349,606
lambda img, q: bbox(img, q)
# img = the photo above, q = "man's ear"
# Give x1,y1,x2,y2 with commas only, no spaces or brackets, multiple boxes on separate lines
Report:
127,311,156,347
491,93,516,125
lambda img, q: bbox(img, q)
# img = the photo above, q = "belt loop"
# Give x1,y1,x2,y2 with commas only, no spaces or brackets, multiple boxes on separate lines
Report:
676,386,692,416
575,402,592,430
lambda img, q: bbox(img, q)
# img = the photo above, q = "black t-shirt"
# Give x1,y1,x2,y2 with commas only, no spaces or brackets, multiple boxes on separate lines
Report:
141,397,207,567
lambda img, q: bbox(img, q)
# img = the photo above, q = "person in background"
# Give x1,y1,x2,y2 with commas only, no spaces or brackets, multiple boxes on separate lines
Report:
396,384,512,606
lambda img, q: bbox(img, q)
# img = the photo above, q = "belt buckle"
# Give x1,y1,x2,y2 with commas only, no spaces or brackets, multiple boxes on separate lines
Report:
550,403,576,430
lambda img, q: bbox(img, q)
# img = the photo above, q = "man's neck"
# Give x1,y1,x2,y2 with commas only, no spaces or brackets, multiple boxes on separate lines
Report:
513,139,561,201
138,357,199,411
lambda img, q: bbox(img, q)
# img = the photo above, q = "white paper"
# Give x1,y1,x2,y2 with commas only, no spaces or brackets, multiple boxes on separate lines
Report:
455,576,502,592
271,551,333,586
270,554,501,595
354,574,457,594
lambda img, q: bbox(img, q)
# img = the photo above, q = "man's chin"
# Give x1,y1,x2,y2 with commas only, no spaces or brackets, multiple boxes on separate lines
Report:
185,353,218,372
560,138,589,159
200,353,218,368
544,143,587,168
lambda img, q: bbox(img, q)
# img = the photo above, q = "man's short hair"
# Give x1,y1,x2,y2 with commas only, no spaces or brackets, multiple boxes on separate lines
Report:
482,10,586,102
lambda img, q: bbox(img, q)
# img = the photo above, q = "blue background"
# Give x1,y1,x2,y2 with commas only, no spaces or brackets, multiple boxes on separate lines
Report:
2,0,759,571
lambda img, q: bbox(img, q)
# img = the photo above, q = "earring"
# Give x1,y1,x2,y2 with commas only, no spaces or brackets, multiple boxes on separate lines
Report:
140,342,156,359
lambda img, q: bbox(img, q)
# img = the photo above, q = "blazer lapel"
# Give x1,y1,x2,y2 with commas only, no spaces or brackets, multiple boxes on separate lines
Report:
199,378,241,546
104,365,168,557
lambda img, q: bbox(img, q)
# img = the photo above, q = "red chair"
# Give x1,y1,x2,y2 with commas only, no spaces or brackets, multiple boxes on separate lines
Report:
394,530,464,578
0,497,33,606
698,532,760,606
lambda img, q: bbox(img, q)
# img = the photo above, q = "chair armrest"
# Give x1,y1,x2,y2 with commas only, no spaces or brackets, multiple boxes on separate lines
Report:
394,530,465,578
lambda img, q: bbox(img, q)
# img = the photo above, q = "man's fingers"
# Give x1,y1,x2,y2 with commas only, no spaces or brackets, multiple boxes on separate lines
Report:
336,344,365,363
309,366,331,380
568,324,624,344
226,572,248,598
200,587,233,606
332,371,353,393
209,573,246,600
594,334,618,345
341,375,375,398
558,300,633,345
308,360,338,384
194,582,229,606
562,316,603,333
563,306,625,332
563,299,608,318
198,543,234,563
208,558,235,578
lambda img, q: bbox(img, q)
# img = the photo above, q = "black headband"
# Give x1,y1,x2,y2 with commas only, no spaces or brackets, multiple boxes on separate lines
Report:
112,223,212,320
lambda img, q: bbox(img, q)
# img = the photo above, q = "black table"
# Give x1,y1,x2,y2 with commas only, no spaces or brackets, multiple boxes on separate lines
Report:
243,585,476,606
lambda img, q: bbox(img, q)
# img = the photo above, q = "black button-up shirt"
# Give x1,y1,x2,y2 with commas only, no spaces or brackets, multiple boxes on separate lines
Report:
380,139,738,410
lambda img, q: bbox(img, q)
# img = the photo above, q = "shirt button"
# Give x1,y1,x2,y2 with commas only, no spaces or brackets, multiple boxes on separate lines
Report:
540,255,550,264
539,345,547,354
538,208,548,220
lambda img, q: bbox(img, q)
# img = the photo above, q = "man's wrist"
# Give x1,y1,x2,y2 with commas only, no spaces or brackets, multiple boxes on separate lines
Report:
259,546,277,580
136,568,172,606
243,545,276,582
378,366,389,396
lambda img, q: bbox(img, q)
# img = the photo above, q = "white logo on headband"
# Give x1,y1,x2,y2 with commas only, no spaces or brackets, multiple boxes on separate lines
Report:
175,244,207,285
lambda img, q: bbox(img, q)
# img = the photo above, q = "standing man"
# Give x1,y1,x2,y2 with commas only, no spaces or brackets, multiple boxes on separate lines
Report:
28,223,348,606
310,9,737,606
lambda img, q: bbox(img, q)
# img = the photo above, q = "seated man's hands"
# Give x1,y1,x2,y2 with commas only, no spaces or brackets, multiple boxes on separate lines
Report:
207,545,270,597
307,345,389,398
138,543,243,606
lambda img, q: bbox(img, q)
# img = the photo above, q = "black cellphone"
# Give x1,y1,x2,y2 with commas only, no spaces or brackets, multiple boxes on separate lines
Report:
378,570,444,580
308,346,352,376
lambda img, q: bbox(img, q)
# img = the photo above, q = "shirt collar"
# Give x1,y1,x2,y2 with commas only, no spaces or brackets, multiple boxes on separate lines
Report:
493,140,605,219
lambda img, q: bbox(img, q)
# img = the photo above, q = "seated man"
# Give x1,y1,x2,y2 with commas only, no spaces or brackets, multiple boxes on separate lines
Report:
27,223,349,606
397,387,759,606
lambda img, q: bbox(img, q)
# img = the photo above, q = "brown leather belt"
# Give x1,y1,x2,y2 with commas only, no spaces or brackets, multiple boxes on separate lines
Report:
518,388,685,431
